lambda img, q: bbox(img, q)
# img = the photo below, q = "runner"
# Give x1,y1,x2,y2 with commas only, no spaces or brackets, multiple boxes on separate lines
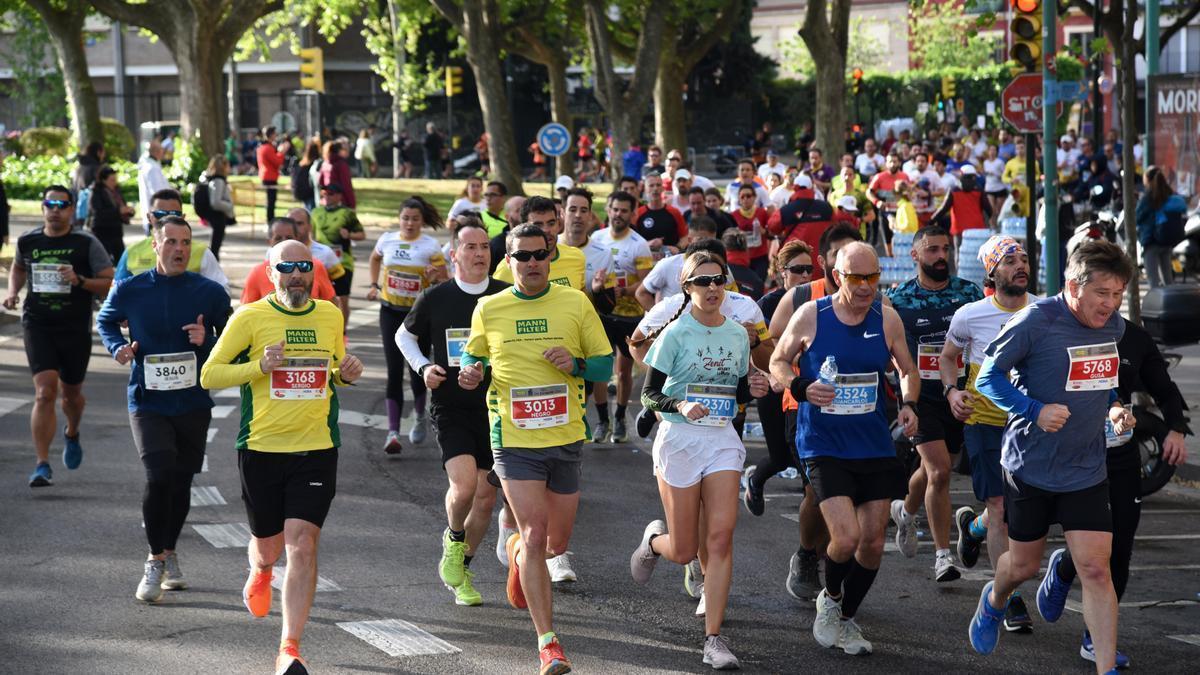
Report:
885,226,982,582
241,218,337,304
312,183,365,325
288,207,347,287
941,235,1037,631
96,215,230,602
494,196,588,291
967,240,1135,675
636,216,722,307
770,241,920,655
114,188,229,289
459,223,613,675
366,196,447,454
396,215,509,607
629,250,770,670
4,185,114,487
200,239,364,675
592,191,654,443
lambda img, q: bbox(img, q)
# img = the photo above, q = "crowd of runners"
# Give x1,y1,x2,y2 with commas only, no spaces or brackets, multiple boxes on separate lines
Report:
2,130,1189,675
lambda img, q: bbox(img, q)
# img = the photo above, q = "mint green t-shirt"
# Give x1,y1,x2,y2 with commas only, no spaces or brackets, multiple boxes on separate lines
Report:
643,311,749,426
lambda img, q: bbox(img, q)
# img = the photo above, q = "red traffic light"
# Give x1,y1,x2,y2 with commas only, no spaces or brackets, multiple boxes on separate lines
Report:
852,68,864,80
1013,0,1039,12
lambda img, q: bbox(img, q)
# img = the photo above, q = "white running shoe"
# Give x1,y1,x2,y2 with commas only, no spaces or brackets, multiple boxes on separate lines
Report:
695,585,707,617
136,559,166,603
813,589,842,648
934,551,963,583
837,618,873,655
496,506,518,567
161,551,187,590
548,553,577,582
890,499,918,558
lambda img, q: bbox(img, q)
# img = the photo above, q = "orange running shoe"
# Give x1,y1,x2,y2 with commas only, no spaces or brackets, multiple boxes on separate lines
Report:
505,533,527,609
538,637,572,675
274,642,309,675
243,567,273,618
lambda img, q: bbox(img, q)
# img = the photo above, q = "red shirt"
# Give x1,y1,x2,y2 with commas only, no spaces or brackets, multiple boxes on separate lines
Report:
240,260,336,305
257,143,284,183
731,207,770,260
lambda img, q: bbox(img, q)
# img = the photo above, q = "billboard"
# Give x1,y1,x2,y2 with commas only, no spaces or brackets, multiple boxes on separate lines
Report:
1150,73,1200,205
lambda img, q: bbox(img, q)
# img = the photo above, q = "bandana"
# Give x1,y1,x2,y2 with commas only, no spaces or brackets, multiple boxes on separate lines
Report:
979,235,1024,276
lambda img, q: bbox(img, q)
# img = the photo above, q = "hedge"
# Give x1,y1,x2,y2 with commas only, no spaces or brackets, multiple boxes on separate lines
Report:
0,154,139,201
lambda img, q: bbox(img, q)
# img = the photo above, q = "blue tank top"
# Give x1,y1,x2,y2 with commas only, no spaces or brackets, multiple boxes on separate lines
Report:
795,295,893,460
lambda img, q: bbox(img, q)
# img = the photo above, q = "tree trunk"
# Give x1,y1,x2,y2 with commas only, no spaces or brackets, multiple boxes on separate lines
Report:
173,37,227,157
799,0,851,160
654,52,688,154
1117,0,1140,322
28,1,102,147
545,55,575,179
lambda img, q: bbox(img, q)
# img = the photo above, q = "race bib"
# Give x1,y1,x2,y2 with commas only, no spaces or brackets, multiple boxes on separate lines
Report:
614,271,629,288
143,352,197,391
684,383,737,427
917,343,964,381
510,384,569,429
445,328,470,367
31,263,70,294
1065,342,1119,392
745,222,763,248
821,372,879,416
270,357,329,400
1104,417,1133,449
386,270,422,298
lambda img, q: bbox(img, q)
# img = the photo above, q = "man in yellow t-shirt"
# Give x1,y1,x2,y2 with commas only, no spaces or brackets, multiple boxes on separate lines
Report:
460,223,612,675
493,196,594,292
200,240,363,675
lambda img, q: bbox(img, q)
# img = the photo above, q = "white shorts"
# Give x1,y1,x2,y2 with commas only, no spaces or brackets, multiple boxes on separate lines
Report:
651,419,746,488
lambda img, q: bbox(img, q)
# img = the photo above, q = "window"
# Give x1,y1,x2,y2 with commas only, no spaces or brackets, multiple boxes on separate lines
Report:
1187,25,1199,73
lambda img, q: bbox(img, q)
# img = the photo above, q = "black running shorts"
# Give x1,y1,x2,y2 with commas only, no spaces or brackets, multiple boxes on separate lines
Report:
804,455,907,506
911,399,965,453
24,325,92,385
433,405,493,470
332,269,353,297
1003,471,1112,542
239,448,338,537
602,315,640,358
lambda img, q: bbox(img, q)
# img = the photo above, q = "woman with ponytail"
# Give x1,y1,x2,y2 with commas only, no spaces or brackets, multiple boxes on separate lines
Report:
627,251,769,670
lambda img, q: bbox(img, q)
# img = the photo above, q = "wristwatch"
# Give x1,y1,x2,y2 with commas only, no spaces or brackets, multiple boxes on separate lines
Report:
943,383,957,397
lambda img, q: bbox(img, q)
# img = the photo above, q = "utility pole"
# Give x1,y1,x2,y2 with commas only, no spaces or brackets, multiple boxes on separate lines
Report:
228,57,240,141
387,0,406,178
1145,0,1160,166
111,22,127,128
1091,0,1103,148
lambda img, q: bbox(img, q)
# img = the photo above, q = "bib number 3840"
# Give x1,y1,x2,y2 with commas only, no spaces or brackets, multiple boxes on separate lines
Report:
144,352,197,391
1065,342,1118,392
510,384,569,429
271,357,330,400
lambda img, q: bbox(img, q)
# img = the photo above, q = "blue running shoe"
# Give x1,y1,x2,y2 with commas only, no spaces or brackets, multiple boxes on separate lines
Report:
969,581,1006,655
1036,548,1072,623
1080,630,1130,669
62,427,83,470
29,462,53,487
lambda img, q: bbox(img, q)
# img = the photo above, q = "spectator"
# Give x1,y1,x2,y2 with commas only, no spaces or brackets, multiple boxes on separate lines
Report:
473,131,490,177
201,156,236,259
318,140,356,209
355,127,378,177
1137,166,1187,288
892,181,919,235
256,126,289,222
72,141,105,198
622,143,646,182
855,138,885,180
137,140,170,230
87,165,135,263
982,145,1007,229
447,176,486,222
397,130,416,178
224,132,239,173
423,122,445,178
292,139,321,211
577,126,595,181
528,137,547,181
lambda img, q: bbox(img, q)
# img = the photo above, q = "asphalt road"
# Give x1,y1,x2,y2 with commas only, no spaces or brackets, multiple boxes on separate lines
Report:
1,222,1198,674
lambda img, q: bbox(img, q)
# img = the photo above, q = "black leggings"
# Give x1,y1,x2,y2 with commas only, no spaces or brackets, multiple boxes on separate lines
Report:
1057,446,1141,600
380,306,426,413
208,212,227,260
144,470,195,555
749,390,796,491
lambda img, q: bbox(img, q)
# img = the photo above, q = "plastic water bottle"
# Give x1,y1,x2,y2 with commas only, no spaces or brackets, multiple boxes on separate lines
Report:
818,355,837,386
743,422,764,438
778,467,799,479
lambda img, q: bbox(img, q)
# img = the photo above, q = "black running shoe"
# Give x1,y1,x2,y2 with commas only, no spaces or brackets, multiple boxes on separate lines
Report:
743,467,765,516
785,549,821,601
1004,593,1034,633
956,505,982,569
635,406,656,439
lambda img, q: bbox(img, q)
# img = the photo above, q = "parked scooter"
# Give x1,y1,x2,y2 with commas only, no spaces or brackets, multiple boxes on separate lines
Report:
1171,205,1200,281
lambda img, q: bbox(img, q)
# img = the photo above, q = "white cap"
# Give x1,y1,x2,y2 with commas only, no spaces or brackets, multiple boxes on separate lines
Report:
836,195,858,212
960,164,977,175
674,168,692,181
794,174,813,189
554,175,574,190
1059,134,1074,144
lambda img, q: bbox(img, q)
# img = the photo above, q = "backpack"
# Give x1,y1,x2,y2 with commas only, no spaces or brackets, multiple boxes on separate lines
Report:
291,162,314,202
75,187,91,224
192,177,216,222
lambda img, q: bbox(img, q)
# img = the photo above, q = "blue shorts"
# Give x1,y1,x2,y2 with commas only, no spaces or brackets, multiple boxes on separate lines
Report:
964,424,1004,500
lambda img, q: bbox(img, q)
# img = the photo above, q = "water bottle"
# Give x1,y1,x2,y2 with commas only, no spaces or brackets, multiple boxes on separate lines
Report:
818,355,837,386
778,467,799,480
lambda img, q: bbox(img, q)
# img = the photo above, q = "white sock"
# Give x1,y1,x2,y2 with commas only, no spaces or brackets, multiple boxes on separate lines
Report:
901,506,915,523
936,548,951,558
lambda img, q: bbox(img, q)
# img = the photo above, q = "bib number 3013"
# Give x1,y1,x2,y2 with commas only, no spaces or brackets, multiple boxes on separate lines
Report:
684,383,737,427
271,357,330,400
1065,342,1119,392
510,384,569,429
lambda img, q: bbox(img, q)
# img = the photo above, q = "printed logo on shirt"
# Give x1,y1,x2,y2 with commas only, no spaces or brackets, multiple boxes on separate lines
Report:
515,318,548,335
286,328,319,345
31,248,72,261
550,277,571,287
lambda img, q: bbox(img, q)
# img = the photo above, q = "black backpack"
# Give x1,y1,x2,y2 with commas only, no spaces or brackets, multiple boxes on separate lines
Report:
291,162,314,202
193,177,217,222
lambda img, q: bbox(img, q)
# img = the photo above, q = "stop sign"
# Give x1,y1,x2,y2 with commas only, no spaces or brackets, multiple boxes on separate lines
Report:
1002,73,1054,133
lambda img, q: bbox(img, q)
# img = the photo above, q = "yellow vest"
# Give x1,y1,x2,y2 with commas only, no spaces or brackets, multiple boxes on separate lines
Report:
123,237,207,276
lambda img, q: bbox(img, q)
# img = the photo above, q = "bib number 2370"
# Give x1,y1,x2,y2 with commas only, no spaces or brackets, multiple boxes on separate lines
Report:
510,384,569,429
684,383,736,427
1066,342,1118,392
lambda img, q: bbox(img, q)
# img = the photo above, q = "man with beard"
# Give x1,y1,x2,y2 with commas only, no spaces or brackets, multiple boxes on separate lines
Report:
766,174,834,278
867,153,906,253
201,239,364,675
940,236,1039,632
885,226,982,583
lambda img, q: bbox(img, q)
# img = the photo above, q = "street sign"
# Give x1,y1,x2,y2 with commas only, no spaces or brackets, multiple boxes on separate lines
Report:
537,123,571,157
1003,73,1059,133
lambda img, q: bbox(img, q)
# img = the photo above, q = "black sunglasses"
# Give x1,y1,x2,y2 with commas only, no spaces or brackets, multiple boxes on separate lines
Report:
43,199,72,210
685,273,727,288
509,249,551,262
787,264,814,275
274,260,314,274
151,209,183,219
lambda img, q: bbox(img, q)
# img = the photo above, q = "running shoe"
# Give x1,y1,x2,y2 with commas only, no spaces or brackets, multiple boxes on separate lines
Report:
548,553,577,583
135,559,166,603
695,586,706,617
702,634,740,670
968,581,1006,655
837,618,873,656
742,467,764,516
611,416,628,444
439,528,467,588
890,499,918,558
684,558,704,598
592,420,610,444
505,533,527,609
28,462,53,488
935,551,963,583
1036,548,1071,623
452,569,482,606
538,637,572,675
162,551,188,590
243,566,273,617
635,406,656,439
630,520,666,584
62,426,82,470
955,506,982,569
786,549,821,601
1080,630,1130,669
496,506,518,567
275,643,308,675
813,589,843,648
1004,592,1033,633
383,431,403,455
408,414,428,445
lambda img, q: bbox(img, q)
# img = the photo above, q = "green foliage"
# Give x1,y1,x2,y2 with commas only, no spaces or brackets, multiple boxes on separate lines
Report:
0,9,68,128
777,16,887,79
164,134,208,187
908,0,999,73
1054,54,1086,83
361,0,444,114
0,154,138,200
19,127,72,157
101,117,137,161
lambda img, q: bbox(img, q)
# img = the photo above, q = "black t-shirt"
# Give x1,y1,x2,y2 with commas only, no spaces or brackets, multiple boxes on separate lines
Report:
488,229,510,275
16,226,111,329
729,263,764,300
403,277,510,410
758,287,786,325
634,206,684,248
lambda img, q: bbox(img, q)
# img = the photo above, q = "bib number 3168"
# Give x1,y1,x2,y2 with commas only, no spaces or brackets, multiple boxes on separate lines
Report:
271,357,330,400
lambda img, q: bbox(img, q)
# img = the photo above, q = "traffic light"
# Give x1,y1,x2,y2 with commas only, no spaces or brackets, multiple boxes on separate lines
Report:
851,68,863,96
941,76,956,99
299,47,324,93
1010,0,1042,72
445,66,464,97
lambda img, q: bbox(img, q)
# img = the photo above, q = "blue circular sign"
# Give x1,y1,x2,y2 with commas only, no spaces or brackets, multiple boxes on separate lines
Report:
537,123,571,157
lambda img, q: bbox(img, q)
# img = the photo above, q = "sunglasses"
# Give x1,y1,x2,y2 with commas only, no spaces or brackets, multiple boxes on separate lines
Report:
509,249,550,262
151,209,183,219
685,273,727,288
43,199,72,210
274,260,314,274
786,264,814,275
836,270,881,286
484,192,503,198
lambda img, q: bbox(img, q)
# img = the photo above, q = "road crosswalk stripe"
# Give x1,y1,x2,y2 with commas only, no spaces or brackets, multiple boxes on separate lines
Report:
207,428,218,443
201,456,209,473
0,396,30,418
212,405,236,419
337,619,461,657
190,486,226,506
339,409,390,430
192,522,253,548
271,566,341,592
1168,635,1200,647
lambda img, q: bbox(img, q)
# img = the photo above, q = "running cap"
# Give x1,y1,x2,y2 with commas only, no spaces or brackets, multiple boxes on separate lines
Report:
836,195,858,212
554,175,574,190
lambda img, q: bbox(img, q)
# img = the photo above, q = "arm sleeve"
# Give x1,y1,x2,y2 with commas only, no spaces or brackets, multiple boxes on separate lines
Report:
976,317,1042,421
1138,334,1191,433
397,326,432,373
199,310,263,389
641,366,682,413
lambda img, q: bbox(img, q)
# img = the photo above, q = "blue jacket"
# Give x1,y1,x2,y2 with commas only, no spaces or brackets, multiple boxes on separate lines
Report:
96,270,230,415
1137,193,1187,247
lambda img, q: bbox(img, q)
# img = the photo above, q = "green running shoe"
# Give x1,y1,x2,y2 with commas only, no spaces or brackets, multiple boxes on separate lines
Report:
438,528,467,588
453,569,482,606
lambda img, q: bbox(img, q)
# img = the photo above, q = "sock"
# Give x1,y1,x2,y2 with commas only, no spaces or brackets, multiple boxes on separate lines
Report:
839,560,879,619
648,533,662,557
538,631,557,650
936,547,950,559
616,404,627,419
448,528,466,543
798,546,816,559
1056,549,1078,585
901,505,915,523
463,555,473,568
595,402,609,423
280,637,300,652
385,399,401,433
414,391,427,415
969,515,988,539
823,556,852,600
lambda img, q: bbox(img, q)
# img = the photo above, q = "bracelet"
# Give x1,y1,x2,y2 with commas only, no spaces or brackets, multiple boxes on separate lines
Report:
902,399,919,411
369,282,381,290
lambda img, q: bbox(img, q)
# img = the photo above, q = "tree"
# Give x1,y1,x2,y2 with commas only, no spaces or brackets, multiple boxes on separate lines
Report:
0,7,67,129
16,0,103,146
907,0,998,73
797,0,851,160
778,16,886,80
89,0,285,157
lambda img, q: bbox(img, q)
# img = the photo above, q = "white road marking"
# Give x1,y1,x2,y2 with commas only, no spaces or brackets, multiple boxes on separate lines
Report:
339,410,390,430
212,405,236,419
214,388,240,398
1168,635,1200,647
337,619,461,657
1067,598,1199,614
345,307,380,331
1139,509,1200,516
272,566,342,592
201,456,209,473
1050,534,1200,542
207,428,218,443
346,341,383,350
0,396,31,418
192,522,253,548
190,486,226,506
